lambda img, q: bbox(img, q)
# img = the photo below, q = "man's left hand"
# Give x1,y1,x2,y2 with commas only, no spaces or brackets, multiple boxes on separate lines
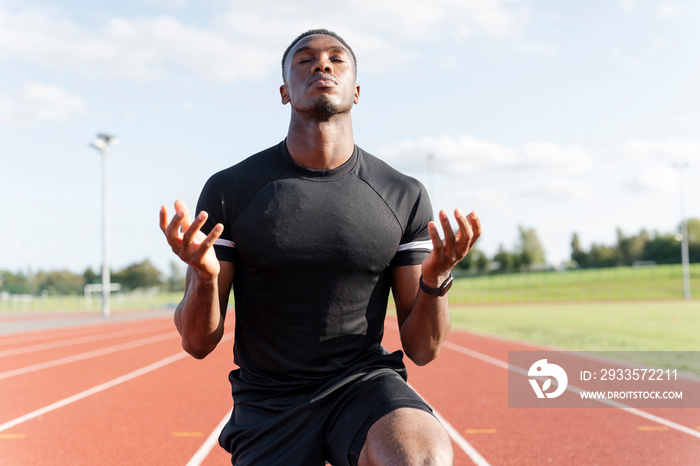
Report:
421,209,481,288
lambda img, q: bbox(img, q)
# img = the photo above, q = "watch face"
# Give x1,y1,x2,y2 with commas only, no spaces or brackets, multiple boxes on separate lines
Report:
440,276,454,296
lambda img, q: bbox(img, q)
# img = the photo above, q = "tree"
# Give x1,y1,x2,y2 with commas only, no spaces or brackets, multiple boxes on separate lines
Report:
166,261,185,291
35,270,85,295
587,243,620,267
0,270,34,294
455,248,489,275
517,226,546,270
643,235,676,264
113,260,163,291
685,218,700,243
493,245,517,273
571,232,588,267
83,267,99,285
616,228,648,265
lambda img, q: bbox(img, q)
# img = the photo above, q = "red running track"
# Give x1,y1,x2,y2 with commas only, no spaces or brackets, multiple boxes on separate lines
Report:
1,310,699,465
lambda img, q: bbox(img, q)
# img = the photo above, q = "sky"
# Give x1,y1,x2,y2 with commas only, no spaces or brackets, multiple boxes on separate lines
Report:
1,0,699,277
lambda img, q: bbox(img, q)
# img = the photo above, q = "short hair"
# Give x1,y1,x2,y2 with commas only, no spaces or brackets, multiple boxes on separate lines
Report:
281,29,357,81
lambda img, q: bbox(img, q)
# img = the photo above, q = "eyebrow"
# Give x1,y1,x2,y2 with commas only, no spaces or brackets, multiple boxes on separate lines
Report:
292,45,349,58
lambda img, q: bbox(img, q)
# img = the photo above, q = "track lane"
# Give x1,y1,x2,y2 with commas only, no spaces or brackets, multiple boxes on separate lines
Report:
380,320,700,465
1,318,235,465
0,323,184,423
1,312,698,465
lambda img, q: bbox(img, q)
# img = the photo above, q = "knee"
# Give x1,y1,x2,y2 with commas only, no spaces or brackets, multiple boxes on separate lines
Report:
359,408,453,466
416,428,453,466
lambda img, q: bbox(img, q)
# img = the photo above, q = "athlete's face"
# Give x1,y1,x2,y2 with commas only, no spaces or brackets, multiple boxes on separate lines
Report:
280,34,360,116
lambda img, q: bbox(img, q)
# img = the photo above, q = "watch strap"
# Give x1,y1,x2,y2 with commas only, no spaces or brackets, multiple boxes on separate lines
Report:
419,274,454,297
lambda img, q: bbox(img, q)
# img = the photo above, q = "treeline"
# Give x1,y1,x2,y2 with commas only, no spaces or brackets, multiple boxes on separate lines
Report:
0,260,185,296
457,225,547,274
571,218,700,268
456,219,700,275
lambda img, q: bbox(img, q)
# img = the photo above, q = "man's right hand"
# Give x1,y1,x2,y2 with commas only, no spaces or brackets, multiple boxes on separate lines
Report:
159,200,224,280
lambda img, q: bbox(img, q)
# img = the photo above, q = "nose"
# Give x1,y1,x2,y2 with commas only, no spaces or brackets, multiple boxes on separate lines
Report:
313,54,333,74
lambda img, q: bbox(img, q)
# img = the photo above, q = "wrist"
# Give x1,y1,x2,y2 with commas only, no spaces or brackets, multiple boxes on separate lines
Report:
188,266,219,284
419,273,454,297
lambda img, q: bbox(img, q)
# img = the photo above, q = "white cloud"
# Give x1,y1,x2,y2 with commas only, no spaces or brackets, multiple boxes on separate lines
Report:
657,3,683,18
650,37,670,52
617,138,700,164
611,48,641,68
143,0,188,8
0,0,528,82
0,83,86,124
623,165,679,193
618,0,636,14
512,41,557,55
379,135,594,175
519,142,592,173
617,138,700,193
517,178,595,201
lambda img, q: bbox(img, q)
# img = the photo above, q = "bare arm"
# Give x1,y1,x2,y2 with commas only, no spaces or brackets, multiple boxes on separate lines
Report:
160,200,233,359
392,209,481,366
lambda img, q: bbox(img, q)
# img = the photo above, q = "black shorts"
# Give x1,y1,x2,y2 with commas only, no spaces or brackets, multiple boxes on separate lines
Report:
218,364,432,466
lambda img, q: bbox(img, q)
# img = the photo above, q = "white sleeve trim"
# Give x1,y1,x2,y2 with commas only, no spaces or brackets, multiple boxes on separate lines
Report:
397,239,433,252
214,238,235,249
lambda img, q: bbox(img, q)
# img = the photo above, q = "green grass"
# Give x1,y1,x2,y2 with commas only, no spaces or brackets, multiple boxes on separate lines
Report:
450,263,700,302
0,291,185,314
449,300,700,375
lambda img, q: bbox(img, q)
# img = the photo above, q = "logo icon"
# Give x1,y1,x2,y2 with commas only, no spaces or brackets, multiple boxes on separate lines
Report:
528,359,568,399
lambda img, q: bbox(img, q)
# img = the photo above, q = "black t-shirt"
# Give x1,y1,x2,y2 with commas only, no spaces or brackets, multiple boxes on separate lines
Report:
197,141,433,401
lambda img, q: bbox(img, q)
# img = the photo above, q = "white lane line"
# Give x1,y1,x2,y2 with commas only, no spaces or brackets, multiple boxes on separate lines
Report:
0,352,188,433
0,334,234,433
443,340,700,440
410,384,492,466
0,331,179,380
0,324,172,358
186,408,233,466
384,322,491,465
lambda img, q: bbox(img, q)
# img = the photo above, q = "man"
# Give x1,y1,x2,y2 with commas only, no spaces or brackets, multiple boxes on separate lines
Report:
160,29,481,466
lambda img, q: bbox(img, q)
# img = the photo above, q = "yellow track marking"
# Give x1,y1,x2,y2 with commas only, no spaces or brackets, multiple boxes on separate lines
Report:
172,432,204,437
638,426,670,431
0,434,26,439
465,429,496,434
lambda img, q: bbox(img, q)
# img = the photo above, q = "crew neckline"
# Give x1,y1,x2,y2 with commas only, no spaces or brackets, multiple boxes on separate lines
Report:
279,140,359,181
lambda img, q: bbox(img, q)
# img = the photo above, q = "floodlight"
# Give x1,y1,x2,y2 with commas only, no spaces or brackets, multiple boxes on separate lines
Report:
89,133,119,317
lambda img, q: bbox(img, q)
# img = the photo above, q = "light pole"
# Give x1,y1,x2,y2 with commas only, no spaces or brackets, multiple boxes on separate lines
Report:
90,133,119,317
673,162,691,300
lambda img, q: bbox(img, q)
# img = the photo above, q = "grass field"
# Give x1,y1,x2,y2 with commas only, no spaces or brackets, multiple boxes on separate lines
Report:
450,263,700,302
448,300,700,375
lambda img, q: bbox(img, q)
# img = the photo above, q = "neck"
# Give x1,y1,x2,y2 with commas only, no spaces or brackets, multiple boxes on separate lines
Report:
285,111,355,170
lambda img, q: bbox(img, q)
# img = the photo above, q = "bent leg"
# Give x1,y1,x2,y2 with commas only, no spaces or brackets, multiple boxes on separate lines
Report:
358,407,453,466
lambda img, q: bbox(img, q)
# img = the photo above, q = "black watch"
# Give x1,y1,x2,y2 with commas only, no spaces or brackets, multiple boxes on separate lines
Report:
419,274,454,297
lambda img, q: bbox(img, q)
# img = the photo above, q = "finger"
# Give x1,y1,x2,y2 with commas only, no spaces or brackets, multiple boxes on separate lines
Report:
439,210,456,258
159,205,169,233
194,223,224,259
173,200,192,233
428,221,444,256
182,210,209,247
468,211,482,248
205,223,224,245
164,208,186,241
454,208,473,253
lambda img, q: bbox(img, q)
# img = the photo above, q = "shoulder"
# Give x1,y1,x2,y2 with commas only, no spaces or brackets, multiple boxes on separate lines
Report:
354,147,429,208
205,142,284,191
197,142,287,221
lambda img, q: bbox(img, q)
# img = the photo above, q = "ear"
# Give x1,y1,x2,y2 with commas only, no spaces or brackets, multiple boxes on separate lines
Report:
280,84,290,105
353,84,360,105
